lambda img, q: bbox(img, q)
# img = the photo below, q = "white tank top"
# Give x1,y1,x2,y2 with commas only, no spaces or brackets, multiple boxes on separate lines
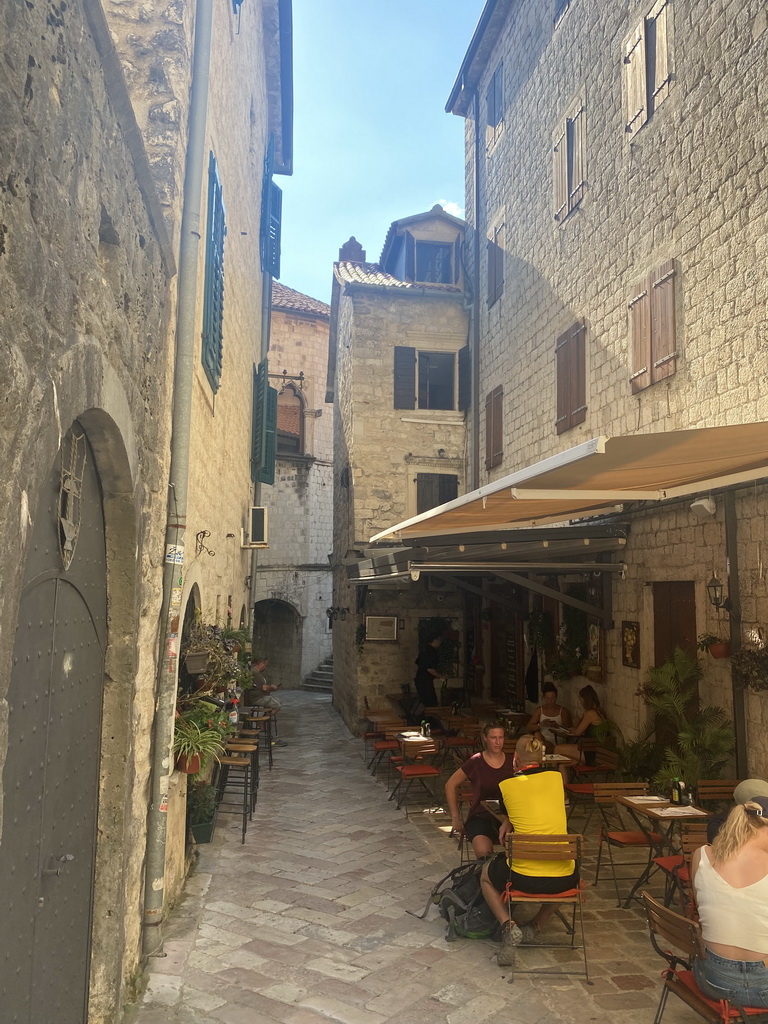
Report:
695,845,768,951
538,706,564,746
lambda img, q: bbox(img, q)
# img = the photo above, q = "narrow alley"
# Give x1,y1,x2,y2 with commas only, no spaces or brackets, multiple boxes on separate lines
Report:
124,693,691,1024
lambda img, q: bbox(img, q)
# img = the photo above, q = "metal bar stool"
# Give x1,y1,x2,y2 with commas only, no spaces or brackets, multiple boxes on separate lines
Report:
216,754,251,843
244,713,273,770
226,740,259,814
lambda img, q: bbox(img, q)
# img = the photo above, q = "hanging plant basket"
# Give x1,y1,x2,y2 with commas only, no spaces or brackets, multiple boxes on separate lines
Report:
184,651,210,675
708,642,731,659
175,752,201,775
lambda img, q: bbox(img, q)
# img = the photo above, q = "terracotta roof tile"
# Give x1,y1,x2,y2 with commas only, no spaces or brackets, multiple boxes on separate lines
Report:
334,261,463,293
271,281,330,317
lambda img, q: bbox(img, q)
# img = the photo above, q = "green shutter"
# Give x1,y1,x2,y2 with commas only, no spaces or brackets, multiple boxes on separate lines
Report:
251,359,278,484
202,152,226,392
266,181,282,278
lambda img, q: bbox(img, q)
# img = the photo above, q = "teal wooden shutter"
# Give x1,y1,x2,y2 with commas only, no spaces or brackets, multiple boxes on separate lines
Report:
251,359,278,484
202,152,226,392
266,181,282,278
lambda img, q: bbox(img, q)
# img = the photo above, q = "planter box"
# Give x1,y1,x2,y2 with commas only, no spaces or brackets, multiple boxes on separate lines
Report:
190,818,216,844
184,651,210,675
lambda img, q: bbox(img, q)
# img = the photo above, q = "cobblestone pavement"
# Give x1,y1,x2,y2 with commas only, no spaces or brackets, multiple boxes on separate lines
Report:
122,692,694,1024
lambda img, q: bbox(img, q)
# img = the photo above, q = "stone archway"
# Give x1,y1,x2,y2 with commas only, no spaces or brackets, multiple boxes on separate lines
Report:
252,599,302,689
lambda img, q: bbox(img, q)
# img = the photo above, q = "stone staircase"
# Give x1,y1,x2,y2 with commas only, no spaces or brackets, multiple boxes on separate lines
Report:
302,655,333,693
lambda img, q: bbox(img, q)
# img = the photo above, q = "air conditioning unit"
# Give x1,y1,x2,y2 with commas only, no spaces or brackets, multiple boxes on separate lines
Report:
241,506,269,548
427,575,456,594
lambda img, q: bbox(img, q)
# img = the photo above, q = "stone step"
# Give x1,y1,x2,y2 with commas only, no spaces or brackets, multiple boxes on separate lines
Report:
302,680,333,692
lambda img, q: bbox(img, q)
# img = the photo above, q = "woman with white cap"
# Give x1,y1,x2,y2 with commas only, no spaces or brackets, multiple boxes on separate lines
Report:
706,778,768,843
691,796,768,1007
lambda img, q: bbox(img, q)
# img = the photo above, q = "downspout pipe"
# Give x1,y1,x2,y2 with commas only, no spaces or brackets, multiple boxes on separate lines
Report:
724,490,747,777
142,0,214,956
471,89,481,490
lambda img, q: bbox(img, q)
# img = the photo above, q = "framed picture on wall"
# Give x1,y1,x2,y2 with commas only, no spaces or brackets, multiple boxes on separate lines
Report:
365,615,398,641
622,621,640,668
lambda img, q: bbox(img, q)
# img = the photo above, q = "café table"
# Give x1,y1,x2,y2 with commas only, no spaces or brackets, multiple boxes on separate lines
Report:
615,795,710,907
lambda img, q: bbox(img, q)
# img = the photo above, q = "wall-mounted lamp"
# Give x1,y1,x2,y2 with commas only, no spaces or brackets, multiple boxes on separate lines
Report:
326,606,349,622
691,496,717,519
706,575,727,610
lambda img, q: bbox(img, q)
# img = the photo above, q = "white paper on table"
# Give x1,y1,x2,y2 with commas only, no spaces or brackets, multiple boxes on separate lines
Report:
625,796,669,804
653,806,708,817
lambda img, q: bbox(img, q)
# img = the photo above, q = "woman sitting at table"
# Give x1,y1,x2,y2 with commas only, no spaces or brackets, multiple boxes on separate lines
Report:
444,723,515,859
526,681,572,753
691,796,768,1008
553,684,606,780
480,734,576,967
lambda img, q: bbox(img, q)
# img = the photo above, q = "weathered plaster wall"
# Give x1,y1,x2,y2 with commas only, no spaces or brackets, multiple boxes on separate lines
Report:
0,0,174,1018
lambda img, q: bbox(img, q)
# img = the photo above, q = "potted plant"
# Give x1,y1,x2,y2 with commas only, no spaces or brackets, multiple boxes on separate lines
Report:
187,779,218,844
173,714,226,774
697,633,731,659
638,647,734,792
731,636,768,691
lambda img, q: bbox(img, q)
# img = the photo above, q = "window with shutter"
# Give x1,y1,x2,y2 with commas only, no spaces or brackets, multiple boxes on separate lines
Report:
553,99,585,222
555,320,587,434
418,352,454,410
415,241,452,283
485,386,503,470
251,359,278,484
458,345,471,412
276,384,304,455
628,260,677,393
487,222,504,307
486,62,503,148
202,152,226,393
416,473,459,515
624,0,671,136
404,231,416,281
393,346,416,409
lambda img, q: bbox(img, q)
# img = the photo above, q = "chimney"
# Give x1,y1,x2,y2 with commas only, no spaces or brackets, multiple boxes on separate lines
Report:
338,236,366,263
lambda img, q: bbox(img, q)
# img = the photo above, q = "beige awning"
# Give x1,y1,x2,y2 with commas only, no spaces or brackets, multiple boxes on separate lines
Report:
369,424,768,543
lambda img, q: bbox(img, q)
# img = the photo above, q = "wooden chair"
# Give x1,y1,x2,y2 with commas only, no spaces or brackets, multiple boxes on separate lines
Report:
367,723,405,775
565,747,619,830
695,779,739,807
653,822,709,912
503,833,589,981
389,743,441,816
642,892,768,1024
593,781,663,907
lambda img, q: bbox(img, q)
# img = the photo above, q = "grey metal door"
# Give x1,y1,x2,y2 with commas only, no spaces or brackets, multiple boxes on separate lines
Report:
0,424,107,1024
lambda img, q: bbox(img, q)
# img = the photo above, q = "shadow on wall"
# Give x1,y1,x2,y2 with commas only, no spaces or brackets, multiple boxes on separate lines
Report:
253,598,302,688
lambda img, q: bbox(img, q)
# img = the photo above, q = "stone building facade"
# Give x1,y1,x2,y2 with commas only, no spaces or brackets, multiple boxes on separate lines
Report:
0,0,292,1021
326,210,471,731
437,0,768,770
251,282,334,688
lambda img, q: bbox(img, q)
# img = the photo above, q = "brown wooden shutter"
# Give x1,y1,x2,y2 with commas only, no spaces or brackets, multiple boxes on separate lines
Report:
624,23,647,134
650,260,676,383
393,346,416,409
629,279,651,393
404,231,415,281
458,344,471,411
493,64,503,130
453,234,462,284
570,319,587,427
486,238,497,306
486,77,496,129
553,118,568,220
568,105,585,210
648,0,670,112
485,386,503,469
555,327,570,434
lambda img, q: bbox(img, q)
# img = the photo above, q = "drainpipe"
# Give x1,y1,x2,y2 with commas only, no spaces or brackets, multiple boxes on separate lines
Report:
142,0,214,956
724,490,747,777
471,89,482,491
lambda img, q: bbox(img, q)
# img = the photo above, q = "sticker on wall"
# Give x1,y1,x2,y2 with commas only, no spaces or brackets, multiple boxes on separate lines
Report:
171,586,183,607
165,544,184,564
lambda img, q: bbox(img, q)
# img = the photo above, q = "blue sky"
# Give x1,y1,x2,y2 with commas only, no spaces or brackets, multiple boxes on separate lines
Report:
278,1,486,305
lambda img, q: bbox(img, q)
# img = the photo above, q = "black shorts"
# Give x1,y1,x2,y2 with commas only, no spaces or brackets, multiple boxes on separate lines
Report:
487,851,579,894
464,815,499,843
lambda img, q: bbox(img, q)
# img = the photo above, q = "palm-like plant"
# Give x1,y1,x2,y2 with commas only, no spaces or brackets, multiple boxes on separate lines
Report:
638,646,734,791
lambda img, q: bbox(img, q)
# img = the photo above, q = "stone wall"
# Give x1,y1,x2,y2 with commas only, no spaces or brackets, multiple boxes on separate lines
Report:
460,0,768,768
0,0,174,1018
331,284,470,731
253,304,334,683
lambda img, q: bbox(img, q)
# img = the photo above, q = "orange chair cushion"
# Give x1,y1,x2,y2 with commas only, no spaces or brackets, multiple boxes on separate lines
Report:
505,882,586,900
372,740,398,752
654,854,684,874
396,765,440,778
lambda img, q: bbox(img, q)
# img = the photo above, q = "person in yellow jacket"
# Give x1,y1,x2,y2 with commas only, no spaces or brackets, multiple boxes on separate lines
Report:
480,734,577,968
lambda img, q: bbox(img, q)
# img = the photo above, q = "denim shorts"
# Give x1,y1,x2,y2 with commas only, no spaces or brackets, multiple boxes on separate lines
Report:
694,948,768,1008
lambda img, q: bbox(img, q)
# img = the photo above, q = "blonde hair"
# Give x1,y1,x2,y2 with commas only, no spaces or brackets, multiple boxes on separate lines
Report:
515,734,544,766
710,801,768,865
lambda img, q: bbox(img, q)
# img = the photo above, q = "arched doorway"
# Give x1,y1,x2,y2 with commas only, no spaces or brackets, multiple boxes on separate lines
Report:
252,599,302,689
0,423,107,1023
